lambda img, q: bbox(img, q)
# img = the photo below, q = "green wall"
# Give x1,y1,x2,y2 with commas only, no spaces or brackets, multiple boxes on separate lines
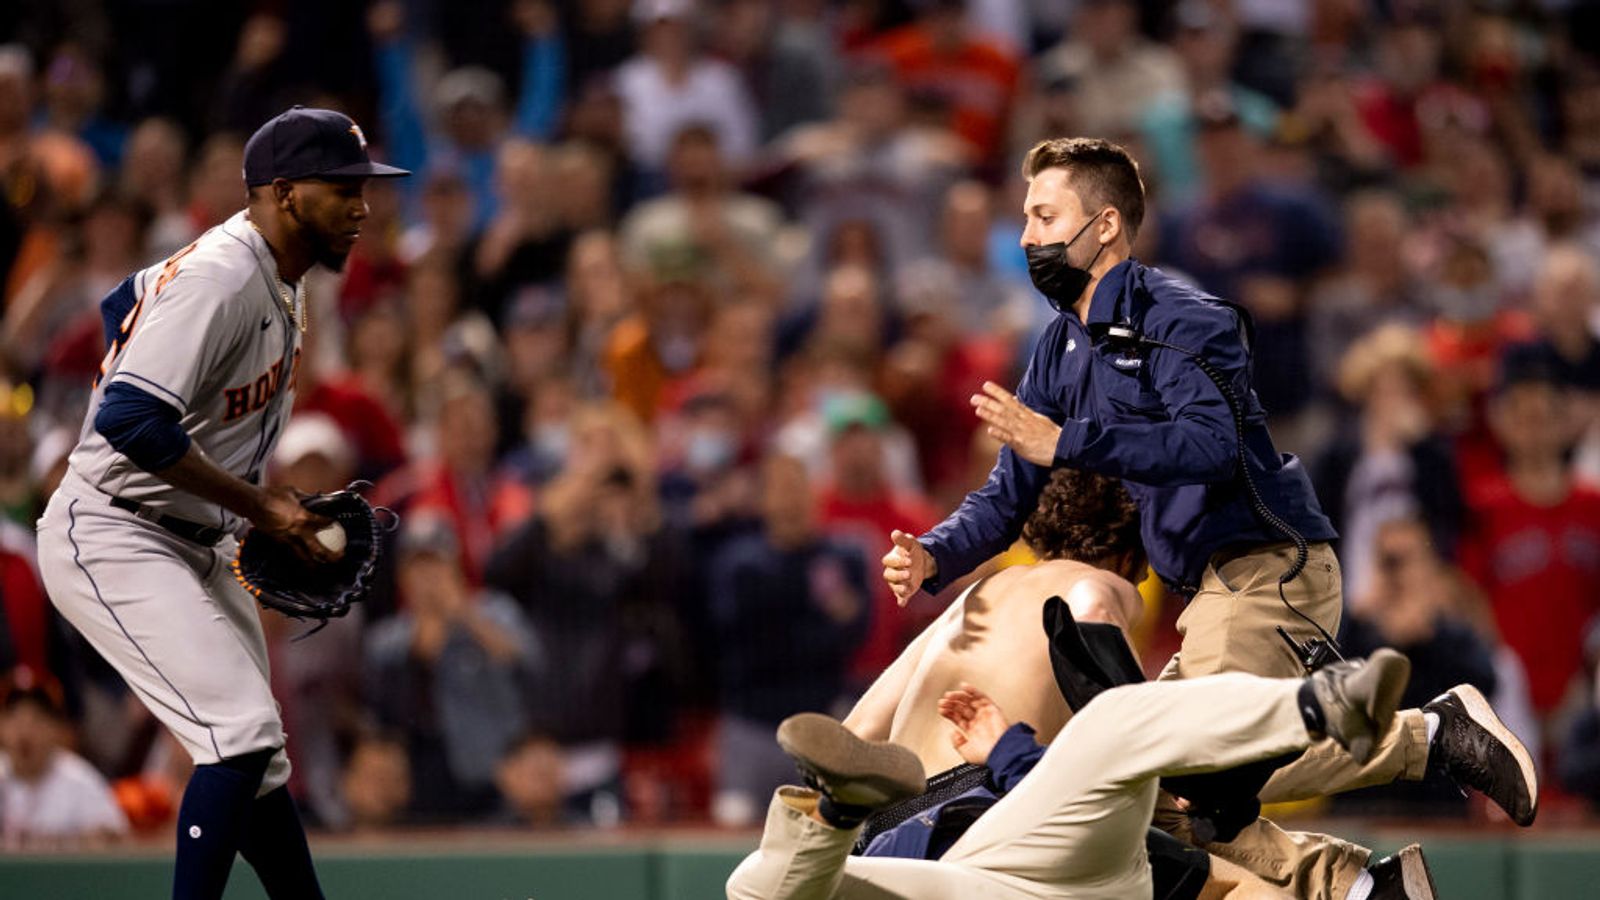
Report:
5,836,1600,899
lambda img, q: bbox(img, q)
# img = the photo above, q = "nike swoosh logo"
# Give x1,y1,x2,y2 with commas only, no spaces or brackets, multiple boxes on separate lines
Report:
260,318,272,331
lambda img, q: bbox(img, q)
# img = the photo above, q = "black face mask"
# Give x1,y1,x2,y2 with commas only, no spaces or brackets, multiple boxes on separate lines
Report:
1025,211,1106,313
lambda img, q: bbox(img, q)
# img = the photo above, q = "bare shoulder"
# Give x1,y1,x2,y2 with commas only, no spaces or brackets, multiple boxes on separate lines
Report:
1059,568,1143,629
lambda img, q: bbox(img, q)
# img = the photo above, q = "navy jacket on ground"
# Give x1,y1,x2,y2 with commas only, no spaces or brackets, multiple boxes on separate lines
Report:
921,259,1335,595
862,723,1042,860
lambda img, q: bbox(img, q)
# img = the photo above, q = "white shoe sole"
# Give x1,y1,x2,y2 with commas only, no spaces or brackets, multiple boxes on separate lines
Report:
1446,684,1539,825
1397,844,1437,900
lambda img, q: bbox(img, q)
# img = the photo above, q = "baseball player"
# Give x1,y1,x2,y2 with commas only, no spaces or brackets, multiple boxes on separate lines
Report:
35,107,407,900
727,652,1413,900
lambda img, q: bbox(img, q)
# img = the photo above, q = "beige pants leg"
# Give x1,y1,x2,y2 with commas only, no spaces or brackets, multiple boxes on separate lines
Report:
729,675,1316,900
1154,542,1427,898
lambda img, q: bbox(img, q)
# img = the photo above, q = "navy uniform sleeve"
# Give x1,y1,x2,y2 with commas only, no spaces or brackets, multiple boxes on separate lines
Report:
919,327,1063,593
1055,303,1243,484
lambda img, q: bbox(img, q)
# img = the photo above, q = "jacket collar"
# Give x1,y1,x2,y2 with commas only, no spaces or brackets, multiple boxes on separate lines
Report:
1084,258,1137,327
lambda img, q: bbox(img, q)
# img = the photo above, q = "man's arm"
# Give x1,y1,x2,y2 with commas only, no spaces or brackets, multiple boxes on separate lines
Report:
156,446,336,562
975,305,1247,485
910,335,1064,597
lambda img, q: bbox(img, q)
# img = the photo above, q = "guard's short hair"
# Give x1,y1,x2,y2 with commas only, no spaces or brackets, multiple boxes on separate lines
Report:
1022,467,1142,566
1022,138,1146,241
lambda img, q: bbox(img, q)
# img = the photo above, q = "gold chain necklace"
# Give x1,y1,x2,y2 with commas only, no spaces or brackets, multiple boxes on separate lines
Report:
246,218,308,334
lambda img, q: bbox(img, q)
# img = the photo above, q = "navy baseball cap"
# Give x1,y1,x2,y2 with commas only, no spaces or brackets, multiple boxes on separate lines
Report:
243,106,410,187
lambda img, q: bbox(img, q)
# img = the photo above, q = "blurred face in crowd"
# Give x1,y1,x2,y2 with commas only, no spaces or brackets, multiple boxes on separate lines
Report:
1527,155,1586,234
525,377,577,462
190,135,246,224
553,147,614,229
643,280,710,372
817,265,883,355
568,231,632,326
1173,19,1234,84
643,16,695,67
342,738,412,829
1492,380,1576,464
122,118,186,200
83,197,146,270
704,301,773,373
495,737,565,826
422,173,475,244
43,44,104,125
398,549,463,616
1378,23,1442,94
839,77,904,139
497,139,552,216
444,94,503,152
1196,119,1255,197
831,425,887,498
349,302,408,377
668,129,723,194
407,265,461,338
0,698,61,781
506,316,570,392
1358,518,1443,644
1344,192,1407,283
761,454,815,545
940,181,992,268
276,450,351,496
436,382,497,475
1532,245,1600,339
566,82,626,149
680,398,741,475
1077,0,1137,59
1429,242,1500,323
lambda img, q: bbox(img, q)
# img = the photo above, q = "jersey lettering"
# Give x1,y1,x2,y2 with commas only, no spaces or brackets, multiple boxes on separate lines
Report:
223,357,293,423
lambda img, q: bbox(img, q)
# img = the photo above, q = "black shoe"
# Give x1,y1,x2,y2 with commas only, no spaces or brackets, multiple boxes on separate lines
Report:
1369,843,1437,899
776,713,926,820
1305,648,1411,764
1425,684,1538,826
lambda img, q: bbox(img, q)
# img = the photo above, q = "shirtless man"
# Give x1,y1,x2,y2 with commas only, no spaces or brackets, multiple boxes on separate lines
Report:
844,466,1142,774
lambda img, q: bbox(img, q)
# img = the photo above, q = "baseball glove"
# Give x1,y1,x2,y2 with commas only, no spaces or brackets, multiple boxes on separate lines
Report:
232,484,391,631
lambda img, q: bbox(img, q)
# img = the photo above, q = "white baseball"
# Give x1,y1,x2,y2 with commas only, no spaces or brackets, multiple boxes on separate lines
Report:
315,523,346,554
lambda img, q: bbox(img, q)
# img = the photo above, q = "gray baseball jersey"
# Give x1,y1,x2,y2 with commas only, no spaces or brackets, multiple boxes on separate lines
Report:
64,210,305,533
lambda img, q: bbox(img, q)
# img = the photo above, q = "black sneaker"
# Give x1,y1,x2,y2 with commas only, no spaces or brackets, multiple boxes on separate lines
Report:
776,713,926,820
1425,684,1538,826
1369,843,1437,899
1305,648,1412,764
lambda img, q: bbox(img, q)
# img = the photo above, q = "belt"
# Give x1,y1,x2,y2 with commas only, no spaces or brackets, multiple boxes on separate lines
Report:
109,497,226,546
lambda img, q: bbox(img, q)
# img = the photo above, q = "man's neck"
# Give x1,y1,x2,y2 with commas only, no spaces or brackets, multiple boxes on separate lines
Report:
246,205,313,284
1072,250,1131,324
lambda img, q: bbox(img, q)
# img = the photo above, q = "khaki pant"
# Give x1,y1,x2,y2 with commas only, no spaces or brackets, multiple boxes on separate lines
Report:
727,675,1315,900
1150,542,1431,900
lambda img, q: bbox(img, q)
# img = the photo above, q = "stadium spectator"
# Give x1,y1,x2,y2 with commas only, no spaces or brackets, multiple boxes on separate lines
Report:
614,0,758,181
706,452,868,826
364,515,539,822
1337,517,1498,818
1037,0,1182,141
486,401,690,823
1313,325,1464,600
0,668,128,849
619,124,785,302
1460,358,1600,721
864,0,1020,168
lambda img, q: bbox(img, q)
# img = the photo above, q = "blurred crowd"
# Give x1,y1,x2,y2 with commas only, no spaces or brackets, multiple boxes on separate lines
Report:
3,0,1600,846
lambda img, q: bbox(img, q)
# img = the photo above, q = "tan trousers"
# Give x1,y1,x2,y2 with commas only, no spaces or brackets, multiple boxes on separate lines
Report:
1150,542,1431,900
727,675,1315,900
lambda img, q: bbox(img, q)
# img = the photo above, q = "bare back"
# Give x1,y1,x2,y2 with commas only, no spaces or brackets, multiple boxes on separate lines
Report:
846,559,1143,775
